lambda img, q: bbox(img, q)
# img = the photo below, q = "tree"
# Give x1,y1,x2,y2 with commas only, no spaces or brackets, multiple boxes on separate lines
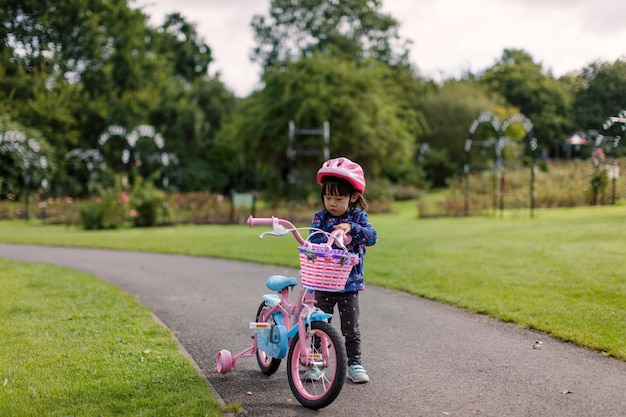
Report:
413,79,507,187
1,0,161,192
239,0,433,199
250,0,411,71
1,0,236,194
150,13,213,82
217,53,425,199
0,115,56,201
142,14,237,192
480,49,574,157
157,76,237,192
573,59,626,133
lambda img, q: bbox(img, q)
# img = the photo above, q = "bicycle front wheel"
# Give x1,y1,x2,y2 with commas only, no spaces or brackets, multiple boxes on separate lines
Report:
286,321,346,409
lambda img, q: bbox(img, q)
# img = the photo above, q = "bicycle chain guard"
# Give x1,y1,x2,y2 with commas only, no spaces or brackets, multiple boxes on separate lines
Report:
253,324,288,359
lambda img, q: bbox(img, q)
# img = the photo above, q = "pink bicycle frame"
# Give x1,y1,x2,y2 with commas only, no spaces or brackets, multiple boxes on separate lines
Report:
216,216,343,373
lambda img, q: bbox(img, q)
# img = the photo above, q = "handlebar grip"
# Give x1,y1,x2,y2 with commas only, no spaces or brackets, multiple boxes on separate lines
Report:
247,215,275,227
248,215,304,244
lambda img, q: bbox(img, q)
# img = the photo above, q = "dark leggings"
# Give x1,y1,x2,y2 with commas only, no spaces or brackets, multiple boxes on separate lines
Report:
314,290,362,366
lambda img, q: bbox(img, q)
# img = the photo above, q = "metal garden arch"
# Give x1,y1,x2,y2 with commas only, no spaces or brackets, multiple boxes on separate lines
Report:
464,112,538,217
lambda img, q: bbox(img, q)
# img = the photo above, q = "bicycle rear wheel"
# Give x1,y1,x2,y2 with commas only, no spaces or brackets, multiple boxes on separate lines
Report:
286,321,346,409
255,302,282,375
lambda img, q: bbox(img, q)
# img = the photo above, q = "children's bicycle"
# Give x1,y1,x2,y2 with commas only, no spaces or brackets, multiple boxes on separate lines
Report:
216,215,360,409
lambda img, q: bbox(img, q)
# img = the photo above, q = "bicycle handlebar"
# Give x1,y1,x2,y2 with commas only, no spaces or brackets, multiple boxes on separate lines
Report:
247,215,351,249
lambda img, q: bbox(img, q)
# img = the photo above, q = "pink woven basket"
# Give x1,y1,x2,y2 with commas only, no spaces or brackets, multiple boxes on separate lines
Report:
298,245,360,292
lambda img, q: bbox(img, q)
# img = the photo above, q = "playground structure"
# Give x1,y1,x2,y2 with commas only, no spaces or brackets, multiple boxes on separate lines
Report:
286,120,330,202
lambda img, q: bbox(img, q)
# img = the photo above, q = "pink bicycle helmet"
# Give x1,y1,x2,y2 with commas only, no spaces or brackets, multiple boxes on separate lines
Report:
317,157,366,193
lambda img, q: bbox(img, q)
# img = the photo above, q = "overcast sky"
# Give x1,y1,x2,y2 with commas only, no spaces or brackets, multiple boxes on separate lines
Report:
133,0,626,97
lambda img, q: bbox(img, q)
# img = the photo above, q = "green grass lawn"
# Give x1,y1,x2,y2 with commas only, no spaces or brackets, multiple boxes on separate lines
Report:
1,202,625,414
0,259,223,417
371,202,626,359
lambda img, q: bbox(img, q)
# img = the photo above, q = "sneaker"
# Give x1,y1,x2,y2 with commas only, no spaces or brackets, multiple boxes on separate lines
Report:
302,366,324,381
347,364,370,383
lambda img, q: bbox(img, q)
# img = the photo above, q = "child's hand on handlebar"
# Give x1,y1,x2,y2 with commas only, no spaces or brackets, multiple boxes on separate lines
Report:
333,223,351,234
331,223,352,250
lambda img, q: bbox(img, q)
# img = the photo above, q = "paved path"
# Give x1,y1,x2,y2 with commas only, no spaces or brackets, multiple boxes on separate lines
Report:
2,243,626,417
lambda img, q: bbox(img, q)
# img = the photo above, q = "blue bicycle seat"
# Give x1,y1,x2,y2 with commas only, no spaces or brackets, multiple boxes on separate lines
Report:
266,275,298,291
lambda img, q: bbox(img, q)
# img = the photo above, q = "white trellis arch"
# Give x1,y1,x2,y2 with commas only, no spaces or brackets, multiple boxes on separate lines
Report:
0,131,50,220
464,111,503,216
600,110,625,204
464,112,539,217
97,125,127,147
126,124,167,187
500,113,538,216
97,125,169,188
65,149,105,195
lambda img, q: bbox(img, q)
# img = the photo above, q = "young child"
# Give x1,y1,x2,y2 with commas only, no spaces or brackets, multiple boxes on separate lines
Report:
307,157,377,383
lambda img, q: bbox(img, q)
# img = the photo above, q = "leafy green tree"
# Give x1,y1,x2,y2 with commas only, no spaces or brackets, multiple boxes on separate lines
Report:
158,76,237,192
218,53,425,199
480,49,574,157
239,0,433,199
573,59,626,134
2,0,156,193
1,0,114,75
152,13,213,82
1,0,236,194
0,115,56,201
251,0,411,71
413,79,506,186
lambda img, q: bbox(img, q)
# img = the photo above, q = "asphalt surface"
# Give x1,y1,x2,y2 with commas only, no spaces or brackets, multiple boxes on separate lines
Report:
2,243,626,417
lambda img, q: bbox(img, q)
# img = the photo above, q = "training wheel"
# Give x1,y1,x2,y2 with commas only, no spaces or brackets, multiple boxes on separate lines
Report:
216,349,233,374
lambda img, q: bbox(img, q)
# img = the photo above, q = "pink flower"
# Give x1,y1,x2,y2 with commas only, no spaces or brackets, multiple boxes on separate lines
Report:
129,209,138,218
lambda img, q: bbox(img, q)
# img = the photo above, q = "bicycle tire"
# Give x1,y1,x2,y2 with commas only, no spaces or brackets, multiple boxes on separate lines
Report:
286,321,346,409
255,301,282,375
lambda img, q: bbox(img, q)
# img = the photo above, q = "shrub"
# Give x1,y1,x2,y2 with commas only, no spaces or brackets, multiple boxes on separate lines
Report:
363,178,394,213
164,191,231,224
129,178,166,227
393,184,425,201
79,187,129,230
